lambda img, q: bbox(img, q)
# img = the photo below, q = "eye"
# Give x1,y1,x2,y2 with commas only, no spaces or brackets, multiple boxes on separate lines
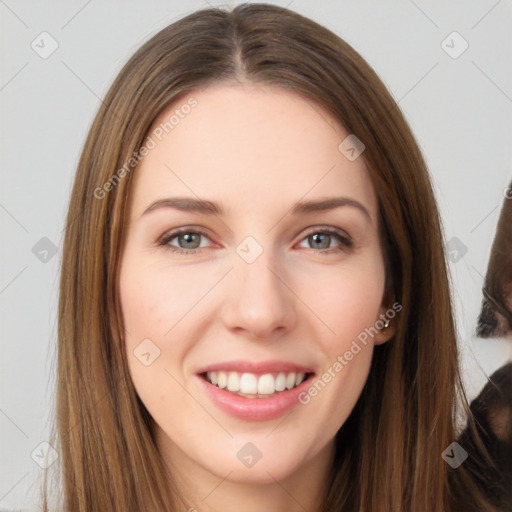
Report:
297,227,353,254
157,226,353,255
157,228,212,255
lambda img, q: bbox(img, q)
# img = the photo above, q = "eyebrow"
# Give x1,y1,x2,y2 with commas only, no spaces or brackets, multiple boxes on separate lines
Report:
141,196,372,223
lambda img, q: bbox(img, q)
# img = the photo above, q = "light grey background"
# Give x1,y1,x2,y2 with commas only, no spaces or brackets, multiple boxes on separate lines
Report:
1,0,511,509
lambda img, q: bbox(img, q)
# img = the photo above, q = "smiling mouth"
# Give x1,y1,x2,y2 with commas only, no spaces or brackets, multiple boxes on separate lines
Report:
199,371,315,398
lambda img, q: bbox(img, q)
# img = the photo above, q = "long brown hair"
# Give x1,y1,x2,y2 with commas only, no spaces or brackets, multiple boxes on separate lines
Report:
43,3,502,511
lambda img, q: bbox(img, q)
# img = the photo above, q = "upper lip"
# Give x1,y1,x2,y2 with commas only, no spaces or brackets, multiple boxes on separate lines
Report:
196,360,315,375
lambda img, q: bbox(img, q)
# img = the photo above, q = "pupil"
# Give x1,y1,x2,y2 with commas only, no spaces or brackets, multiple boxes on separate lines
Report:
181,233,199,248
311,233,329,249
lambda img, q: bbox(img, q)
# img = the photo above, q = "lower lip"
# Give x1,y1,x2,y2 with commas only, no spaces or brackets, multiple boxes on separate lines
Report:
196,373,314,421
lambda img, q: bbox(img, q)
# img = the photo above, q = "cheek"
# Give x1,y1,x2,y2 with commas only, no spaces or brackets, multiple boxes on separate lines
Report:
119,257,192,421
119,253,220,406
119,253,205,342
302,262,385,348
296,264,383,418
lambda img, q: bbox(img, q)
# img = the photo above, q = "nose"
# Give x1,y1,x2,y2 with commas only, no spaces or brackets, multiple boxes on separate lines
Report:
221,250,297,340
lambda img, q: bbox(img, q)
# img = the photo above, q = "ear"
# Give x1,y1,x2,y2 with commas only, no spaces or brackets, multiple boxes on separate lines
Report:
373,298,397,345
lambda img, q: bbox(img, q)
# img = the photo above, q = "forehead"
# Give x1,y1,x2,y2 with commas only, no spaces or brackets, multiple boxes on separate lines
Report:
128,83,378,222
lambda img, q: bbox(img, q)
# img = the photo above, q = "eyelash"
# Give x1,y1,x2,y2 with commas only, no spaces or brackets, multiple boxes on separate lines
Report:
157,226,353,256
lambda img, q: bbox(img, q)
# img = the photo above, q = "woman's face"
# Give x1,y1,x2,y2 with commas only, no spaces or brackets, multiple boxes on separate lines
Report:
119,83,395,486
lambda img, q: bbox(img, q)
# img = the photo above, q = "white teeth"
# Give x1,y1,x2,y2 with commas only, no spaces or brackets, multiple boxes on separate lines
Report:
227,372,239,392
257,374,275,394
275,372,286,391
240,373,258,394
286,372,296,390
205,370,308,396
217,371,227,389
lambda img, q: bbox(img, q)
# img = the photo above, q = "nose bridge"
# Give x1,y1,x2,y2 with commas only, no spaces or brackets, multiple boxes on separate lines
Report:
222,233,296,337
235,233,285,305
236,235,279,291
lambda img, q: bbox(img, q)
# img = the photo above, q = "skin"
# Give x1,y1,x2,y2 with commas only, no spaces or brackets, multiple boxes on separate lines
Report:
119,82,396,512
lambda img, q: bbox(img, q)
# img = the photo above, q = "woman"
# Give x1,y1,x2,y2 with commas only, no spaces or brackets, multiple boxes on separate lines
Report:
43,3,506,511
